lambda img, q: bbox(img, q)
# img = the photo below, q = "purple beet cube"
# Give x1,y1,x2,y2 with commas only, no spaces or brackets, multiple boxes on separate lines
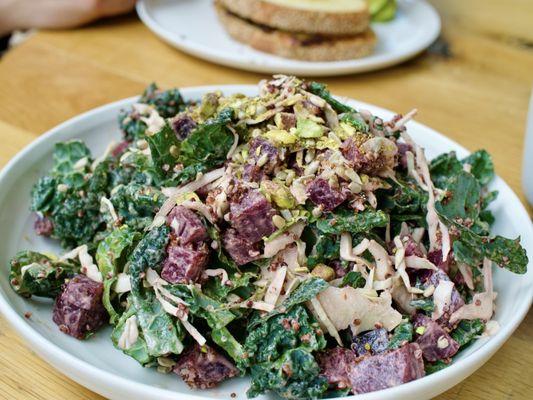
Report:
52,274,107,339
174,344,238,389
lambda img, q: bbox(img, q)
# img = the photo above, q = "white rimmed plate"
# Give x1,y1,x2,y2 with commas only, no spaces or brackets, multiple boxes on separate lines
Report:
0,85,531,400
136,0,441,76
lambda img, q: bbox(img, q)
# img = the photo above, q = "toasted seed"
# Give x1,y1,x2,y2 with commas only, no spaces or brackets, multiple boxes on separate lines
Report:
256,153,269,167
272,215,286,229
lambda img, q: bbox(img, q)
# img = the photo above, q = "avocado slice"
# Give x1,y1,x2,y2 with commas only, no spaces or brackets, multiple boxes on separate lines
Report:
372,0,397,22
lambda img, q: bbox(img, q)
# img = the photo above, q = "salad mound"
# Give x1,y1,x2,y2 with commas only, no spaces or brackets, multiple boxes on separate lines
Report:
9,76,528,398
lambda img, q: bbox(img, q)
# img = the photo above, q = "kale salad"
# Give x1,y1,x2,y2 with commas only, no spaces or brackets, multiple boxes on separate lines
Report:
9,76,528,398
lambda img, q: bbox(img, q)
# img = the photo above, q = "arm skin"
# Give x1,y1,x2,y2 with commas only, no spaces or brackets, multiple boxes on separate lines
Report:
0,0,136,36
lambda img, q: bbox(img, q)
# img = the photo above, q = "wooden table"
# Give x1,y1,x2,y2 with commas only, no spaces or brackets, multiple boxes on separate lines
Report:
0,0,532,398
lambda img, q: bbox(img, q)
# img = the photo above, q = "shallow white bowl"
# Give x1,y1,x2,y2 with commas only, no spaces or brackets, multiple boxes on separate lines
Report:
136,0,441,76
0,85,531,400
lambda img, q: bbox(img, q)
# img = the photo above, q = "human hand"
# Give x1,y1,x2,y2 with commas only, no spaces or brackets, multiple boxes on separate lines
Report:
0,0,136,36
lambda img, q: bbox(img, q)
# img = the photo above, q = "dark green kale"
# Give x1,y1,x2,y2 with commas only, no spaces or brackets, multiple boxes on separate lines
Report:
177,108,234,168
442,215,528,274
430,150,528,274
249,278,329,330
280,278,329,312
187,286,237,330
340,112,369,133
53,191,104,248
127,226,184,357
119,112,148,143
30,141,154,248
462,150,494,186
428,152,463,189
388,321,414,350
379,176,428,227
430,150,494,189
436,171,481,222
9,251,79,298
316,208,388,235
96,225,140,279
307,82,354,114
245,305,327,399
163,283,246,368
30,141,106,248
111,151,156,187
341,271,366,289
110,183,165,231
96,226,140,323
306,233,340,268
131,290,184,357
248,348,328,399
146,123,182,179
110,300,154,366
451,319,485,348
118,83,187,142
146,108,233,182
141,83,186,118
425,360,449,375
129,225,170,288
162,163,208,187
211,327,247,371
410,298,435,313
53,141,91,175
202,271,256,303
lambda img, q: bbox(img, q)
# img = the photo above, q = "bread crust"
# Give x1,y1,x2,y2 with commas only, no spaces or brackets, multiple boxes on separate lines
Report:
216,4,376,62
217,0,370,36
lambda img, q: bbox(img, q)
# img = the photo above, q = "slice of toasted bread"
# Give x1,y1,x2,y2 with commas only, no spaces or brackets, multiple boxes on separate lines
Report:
217,0,371,36
215,4,376,62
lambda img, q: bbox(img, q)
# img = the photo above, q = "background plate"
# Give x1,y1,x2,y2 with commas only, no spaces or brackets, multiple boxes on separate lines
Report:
136,0,441,76
0,85,531,400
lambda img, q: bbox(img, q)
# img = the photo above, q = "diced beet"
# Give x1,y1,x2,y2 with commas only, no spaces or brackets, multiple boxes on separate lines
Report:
341,137,397,175
348,343,425,394
229,189,276,243
162,241,209,284
317,347,356,390
413,314,459,362
341,138,370,172
427,249,450,274
171,113,197,140
174,344,238,389
52,274,107,339
396,142,412,170
166,206,208,245
306,178,347,212
403,236,424,258
34,216,53,236
352,329,389,357
242,163,264,182
222,228,261,265
425,270,465,327
248,138,280,174
331,260,347,278
111,140,130,157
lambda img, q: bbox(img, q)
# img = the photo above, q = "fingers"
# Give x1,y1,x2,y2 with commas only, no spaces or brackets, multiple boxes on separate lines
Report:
4,0,138,31
93,0,137,17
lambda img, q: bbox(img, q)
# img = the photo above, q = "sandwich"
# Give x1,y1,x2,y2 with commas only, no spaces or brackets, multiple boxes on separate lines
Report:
214,0,378,62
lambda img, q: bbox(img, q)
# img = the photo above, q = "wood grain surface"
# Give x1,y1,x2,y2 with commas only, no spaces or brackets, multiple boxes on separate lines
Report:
0,0,532,399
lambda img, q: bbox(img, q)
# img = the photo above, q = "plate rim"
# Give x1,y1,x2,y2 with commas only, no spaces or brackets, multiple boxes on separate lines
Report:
0,84,531,400
135,0,441,76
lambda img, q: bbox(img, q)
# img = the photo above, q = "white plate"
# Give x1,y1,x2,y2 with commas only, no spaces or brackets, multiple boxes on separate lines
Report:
0,85,531,400
136,0,441,76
